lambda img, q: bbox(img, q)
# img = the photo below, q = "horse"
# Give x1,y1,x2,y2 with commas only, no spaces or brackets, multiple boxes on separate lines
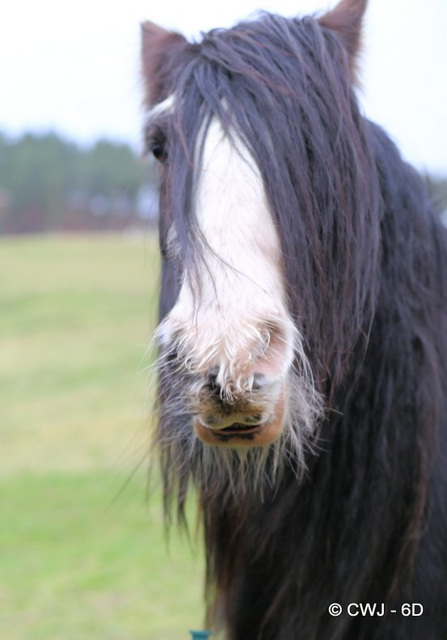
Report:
141,1,447,638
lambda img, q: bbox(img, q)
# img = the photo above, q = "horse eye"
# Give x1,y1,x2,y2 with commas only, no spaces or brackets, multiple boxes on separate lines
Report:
150,139,167,163
145,127,168,164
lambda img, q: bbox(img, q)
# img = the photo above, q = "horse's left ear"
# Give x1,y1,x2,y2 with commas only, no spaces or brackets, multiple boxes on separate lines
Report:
141,21,188,105
319,0,368,76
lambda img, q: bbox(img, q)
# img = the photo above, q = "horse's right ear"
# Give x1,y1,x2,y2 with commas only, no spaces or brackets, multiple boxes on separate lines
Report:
141,21,188,106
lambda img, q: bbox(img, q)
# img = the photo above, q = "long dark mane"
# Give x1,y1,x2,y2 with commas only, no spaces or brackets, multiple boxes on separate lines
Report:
143,7,447,639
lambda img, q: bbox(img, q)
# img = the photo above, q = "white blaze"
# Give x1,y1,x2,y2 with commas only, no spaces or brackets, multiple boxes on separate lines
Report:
157,117,296,387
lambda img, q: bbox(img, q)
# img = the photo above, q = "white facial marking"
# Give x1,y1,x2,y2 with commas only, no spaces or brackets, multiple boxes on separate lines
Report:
157,117,296,389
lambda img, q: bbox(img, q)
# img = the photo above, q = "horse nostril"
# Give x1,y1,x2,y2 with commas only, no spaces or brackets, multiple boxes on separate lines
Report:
252,373,267,390
206,367,221,393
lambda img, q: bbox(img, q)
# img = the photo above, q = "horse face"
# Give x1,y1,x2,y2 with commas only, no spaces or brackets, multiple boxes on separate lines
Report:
148,105,322,466
142,23,328,477
156,117,299,448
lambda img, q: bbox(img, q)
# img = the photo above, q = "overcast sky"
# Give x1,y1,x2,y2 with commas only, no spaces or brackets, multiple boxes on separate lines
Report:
1,0,446,174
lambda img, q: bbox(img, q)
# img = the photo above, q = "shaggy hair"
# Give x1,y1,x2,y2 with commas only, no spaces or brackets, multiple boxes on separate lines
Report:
143,5,447,639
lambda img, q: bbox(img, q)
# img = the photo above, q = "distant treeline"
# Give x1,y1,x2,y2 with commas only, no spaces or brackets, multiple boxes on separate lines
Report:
0,130,446,235
428,177,447,213
0,131,158,234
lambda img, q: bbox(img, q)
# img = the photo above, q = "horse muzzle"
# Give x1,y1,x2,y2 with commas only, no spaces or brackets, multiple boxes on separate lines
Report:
191,372,288,448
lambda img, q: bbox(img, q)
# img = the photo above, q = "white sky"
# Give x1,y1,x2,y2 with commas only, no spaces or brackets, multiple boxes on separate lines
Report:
0,0,446,175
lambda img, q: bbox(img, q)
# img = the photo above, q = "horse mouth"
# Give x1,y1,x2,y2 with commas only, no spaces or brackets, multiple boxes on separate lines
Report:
195,419,263,438
217,423,263,436
194,418,284,447
192,387,287,447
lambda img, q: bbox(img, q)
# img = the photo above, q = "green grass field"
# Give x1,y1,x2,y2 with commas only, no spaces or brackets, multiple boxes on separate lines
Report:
0,234,205,639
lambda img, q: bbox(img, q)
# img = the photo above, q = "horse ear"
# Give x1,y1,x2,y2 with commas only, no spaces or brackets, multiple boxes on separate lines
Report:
318,0,368,75
141,21,188,105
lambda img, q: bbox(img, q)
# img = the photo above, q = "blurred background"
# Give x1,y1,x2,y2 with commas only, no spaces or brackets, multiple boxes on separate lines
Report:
0,0,446,638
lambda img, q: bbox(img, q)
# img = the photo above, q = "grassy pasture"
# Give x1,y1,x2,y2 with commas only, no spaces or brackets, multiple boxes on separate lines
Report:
0,234,205,639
